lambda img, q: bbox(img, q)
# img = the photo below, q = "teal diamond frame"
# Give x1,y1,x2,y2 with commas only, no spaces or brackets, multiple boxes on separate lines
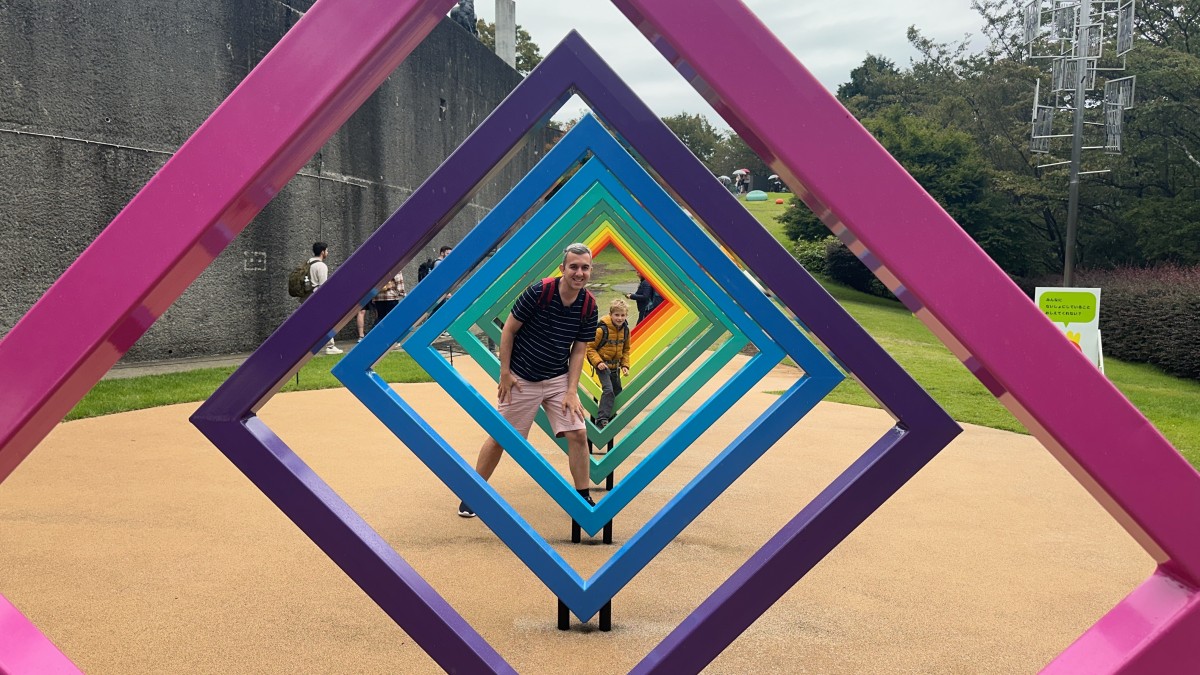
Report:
448,181,743,480
332,114,844,619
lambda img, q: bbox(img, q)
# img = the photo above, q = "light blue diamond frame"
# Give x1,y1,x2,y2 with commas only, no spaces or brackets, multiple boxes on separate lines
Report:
406,157,775,526
332,116,843,619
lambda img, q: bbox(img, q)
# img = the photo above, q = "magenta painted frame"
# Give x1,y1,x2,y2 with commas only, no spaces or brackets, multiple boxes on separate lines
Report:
611,0,1200,671
0,596,79,674
1,0,1197,670
0,0,458,668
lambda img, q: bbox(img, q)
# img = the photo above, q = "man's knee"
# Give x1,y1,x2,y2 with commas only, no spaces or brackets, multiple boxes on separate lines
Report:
563,429,587,446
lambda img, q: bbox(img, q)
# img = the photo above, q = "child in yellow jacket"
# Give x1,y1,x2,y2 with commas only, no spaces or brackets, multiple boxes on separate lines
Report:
586,299,631,428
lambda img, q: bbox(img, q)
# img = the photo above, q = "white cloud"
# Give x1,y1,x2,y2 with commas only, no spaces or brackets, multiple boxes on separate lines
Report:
470,0,983,125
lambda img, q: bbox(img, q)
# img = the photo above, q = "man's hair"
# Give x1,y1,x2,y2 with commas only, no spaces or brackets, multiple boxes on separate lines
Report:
561,242,591,266
608,298,629,313
438,245,453,255
312,241,327,257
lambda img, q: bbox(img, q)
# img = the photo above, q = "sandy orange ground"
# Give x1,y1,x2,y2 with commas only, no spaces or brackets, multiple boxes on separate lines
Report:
0,357,1150,673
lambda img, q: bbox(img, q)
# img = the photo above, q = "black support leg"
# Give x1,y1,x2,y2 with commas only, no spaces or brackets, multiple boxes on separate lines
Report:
603,519,613,545
599,601,612,631
571,519,581,544
557,599,569,630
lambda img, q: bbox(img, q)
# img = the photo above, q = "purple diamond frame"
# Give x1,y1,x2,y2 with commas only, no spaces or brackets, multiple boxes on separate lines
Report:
191,31,958,672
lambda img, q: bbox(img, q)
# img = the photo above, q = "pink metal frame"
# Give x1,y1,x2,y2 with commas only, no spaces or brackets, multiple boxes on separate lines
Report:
609,0,1200,669
0,0,1196,671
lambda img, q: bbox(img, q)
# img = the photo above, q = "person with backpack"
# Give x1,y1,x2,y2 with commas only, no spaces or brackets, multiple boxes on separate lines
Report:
626,272,659,325
586,298,631,429
457,243,599,518
293,242,342,355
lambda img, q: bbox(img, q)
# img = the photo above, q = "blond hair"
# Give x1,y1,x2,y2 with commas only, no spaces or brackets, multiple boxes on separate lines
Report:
608,298,629,313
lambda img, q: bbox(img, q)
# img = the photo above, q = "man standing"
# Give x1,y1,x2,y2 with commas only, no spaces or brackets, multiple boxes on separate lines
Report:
458,243,599,518
308,242,343,355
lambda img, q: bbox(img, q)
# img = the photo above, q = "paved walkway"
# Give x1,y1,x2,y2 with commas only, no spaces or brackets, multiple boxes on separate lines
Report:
1,357,1150,673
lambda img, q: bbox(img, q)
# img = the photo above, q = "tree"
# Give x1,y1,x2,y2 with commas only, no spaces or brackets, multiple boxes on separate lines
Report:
709,132,771,186
661,113,724,172
837,54,911,117
779,106,1035,270
476,20,543,76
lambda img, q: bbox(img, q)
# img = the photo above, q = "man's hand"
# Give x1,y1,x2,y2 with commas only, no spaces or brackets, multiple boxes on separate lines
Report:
596,362,608,371
620,366,630,377
498,371,520,403
562,390,586,422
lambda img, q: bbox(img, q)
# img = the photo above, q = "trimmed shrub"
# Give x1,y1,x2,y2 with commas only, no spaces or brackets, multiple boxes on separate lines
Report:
823,238,894,299
793,236,832,275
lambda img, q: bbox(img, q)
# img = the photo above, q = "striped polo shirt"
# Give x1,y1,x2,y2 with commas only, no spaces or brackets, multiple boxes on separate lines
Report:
509,279,599,382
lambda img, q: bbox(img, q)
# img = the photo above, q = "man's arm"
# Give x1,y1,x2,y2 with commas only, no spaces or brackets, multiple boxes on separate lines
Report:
497,314,523,402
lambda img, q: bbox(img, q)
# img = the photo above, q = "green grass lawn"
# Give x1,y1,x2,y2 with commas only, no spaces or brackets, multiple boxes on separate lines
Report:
590,245,640,315
740,192,795,247
67,351,432,421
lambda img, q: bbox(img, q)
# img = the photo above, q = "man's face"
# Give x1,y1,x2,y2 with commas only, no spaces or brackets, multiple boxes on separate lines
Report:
559,251,592,292
610,309,627,327
320,248,328,260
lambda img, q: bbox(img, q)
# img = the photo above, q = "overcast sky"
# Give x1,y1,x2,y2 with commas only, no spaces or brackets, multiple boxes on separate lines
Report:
471,0,986,125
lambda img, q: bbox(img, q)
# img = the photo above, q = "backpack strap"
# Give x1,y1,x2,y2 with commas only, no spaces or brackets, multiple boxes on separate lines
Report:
537,276,557,308
598,322,610,348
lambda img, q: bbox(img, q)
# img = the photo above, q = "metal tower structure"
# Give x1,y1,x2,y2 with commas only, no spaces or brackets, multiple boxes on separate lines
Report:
1024,0,1137,285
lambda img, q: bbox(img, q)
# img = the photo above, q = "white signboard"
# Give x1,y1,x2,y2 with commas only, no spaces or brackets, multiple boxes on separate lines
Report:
1035,286,1104,372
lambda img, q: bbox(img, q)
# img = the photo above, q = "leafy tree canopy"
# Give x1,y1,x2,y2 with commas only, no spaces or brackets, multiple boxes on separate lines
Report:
476,20,543,76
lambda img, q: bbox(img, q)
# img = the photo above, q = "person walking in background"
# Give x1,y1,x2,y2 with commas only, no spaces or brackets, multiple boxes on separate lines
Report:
457,243,599,518
587,298,631,430
307,242,343,355
429,245,454,317
355,303,374,343
626,273,659,325
373,270,405,324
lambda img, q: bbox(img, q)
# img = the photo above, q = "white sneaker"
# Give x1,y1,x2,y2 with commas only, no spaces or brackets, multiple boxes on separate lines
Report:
325,346,344,355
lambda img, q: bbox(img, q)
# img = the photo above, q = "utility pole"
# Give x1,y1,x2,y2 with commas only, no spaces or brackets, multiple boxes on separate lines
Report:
1062,0,1091,287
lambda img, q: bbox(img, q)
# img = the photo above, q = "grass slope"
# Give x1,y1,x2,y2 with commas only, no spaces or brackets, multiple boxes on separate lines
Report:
67,352,431,421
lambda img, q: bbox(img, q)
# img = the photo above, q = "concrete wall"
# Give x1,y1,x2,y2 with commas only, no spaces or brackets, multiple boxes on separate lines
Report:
0,0,549,362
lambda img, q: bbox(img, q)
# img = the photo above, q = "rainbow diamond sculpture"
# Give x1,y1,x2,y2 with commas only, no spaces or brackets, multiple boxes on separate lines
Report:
193,31,957,668
17,0,1187,670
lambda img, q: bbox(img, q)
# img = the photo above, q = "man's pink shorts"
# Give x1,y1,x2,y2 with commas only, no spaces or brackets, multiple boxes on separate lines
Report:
498,373,586,438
